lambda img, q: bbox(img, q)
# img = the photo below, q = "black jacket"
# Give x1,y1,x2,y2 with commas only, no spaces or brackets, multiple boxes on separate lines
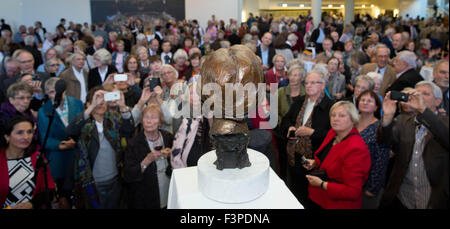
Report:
386,68,423,93
255,45,276,69
280,95,335,154
124,130,174,209
87,65,118,90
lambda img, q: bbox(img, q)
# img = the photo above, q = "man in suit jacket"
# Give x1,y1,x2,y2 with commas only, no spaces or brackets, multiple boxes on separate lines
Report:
380,81,448,209
60,52,88,103
360,44,397,97
386,51,423,93
309,22,329,53
432,60,449,115
391,33,406,58
2,50,50,96
255,32,276,71
160,40,173,65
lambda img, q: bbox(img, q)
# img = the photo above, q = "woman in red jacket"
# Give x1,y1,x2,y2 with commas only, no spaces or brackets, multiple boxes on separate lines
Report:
0,116,56,209
303,101,371,209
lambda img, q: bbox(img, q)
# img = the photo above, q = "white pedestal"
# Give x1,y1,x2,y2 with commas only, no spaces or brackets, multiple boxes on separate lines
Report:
197,149,270,204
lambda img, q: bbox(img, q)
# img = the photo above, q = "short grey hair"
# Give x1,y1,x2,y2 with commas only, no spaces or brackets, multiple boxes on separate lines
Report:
306,70,326,83
433,60,449,74
93,48,112,65
44,58,60,69
44,77,60,94
70,51,86,63
272,54,286,64
287,64,306,79
136,33,146,41
311,63,329,79
7,82,33,99
374,43,391,56
161,64,179,81
355,74,375,91
173,49,188,61
287,33,298,41
24,35,35,46
366,71,383,83
396,51,417,68
415,80,443,100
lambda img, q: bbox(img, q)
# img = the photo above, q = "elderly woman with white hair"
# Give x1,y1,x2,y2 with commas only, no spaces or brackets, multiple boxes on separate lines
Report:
171,49,189,81
87,48,118,90
37,48,65,76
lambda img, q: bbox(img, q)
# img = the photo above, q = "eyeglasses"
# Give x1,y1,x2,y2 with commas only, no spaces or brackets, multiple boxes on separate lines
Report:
47,90,56,94
161,71,174,76
304,81,323,85
49,64,59,67
19,59,33,64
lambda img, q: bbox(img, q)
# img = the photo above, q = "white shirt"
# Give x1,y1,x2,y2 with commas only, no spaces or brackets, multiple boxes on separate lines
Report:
161,52,173,65
98,66,108,83
72,66,87,103
302,98,315,126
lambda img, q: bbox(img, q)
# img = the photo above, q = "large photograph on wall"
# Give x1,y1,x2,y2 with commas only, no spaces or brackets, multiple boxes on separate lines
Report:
90,0,185,30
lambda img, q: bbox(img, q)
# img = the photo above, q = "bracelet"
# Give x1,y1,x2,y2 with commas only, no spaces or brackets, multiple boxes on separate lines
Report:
320,181,325,189
140,162,147,171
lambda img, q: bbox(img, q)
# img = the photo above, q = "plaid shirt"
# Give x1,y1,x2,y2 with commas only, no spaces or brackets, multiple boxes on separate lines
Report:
397,121,432,209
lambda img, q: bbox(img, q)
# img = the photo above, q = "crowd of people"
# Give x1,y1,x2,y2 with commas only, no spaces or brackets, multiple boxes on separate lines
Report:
0,11,448,209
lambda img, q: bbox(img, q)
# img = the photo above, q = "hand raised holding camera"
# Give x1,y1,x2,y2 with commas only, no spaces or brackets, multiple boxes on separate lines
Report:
403,90,426,114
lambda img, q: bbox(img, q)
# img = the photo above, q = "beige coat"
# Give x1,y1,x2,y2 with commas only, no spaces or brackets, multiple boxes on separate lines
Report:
60,67,88,101
360,63,397,97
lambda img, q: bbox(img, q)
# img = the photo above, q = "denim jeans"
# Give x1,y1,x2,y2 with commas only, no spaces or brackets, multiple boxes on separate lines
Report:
96,176,121,209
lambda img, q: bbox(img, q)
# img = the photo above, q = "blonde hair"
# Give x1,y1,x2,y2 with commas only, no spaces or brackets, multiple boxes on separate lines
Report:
142,104,166,126
330,101,360,126
93,48,112,65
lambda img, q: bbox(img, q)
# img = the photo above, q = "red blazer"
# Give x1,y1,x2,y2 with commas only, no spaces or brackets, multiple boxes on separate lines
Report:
308,128,371,209
265,67,287,85
0,149,56,208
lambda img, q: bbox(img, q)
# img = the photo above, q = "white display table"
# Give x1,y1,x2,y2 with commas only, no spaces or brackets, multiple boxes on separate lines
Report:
167,162,303,209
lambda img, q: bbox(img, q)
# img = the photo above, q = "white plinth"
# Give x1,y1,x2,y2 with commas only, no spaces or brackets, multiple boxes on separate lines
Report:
197,149,270,204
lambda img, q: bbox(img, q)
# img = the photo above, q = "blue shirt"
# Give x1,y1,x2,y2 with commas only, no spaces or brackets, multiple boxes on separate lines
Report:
261,46,269,67
317,28,325,44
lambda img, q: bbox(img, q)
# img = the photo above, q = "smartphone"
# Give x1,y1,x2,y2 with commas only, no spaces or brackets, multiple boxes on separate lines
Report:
289,130,296,138
390,90,409,102
301,155,310,166
114,74,128,82
104,91,121,102
32,74,40,81
148,77,161,92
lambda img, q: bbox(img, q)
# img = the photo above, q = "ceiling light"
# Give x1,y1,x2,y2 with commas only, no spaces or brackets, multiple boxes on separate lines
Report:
328,4,332,8
282,3,287,7
341,5,344,8
362,4,366,8
300,4,304,7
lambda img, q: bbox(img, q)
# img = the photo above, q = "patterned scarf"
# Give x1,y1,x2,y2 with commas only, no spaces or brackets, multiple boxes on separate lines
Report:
170,118,200,169
286,93,324,167
73,111,126,209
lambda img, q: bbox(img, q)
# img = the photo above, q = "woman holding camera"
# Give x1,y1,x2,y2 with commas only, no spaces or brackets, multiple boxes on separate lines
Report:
303,101,371,209
66,86,134,209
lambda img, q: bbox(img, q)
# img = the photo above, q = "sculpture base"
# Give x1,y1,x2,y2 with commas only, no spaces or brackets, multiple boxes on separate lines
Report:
197,149,270,203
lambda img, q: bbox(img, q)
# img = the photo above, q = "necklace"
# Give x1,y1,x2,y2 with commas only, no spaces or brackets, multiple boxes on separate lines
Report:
147,132,160,142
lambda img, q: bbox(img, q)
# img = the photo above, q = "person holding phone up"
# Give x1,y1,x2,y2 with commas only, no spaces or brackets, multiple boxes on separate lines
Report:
379,81,449,209
302,101,371,209
65,86,134,209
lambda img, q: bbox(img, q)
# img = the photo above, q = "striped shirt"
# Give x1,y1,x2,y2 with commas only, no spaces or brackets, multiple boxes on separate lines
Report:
397,122,431,209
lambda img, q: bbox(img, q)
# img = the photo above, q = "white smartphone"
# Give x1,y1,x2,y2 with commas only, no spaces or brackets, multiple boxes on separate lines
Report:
104,91,120,102
114,74,128,82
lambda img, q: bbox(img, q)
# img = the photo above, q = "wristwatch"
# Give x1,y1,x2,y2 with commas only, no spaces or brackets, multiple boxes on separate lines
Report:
140,162,147,170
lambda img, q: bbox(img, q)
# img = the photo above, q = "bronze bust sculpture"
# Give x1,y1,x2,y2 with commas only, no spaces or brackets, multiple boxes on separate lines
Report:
200,45,264,170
